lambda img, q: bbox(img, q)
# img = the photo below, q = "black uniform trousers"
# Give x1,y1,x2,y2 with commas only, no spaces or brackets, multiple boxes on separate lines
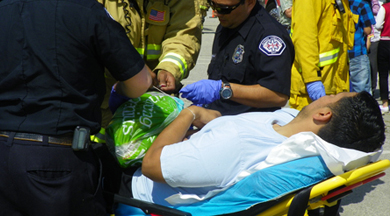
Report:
0,136,106,216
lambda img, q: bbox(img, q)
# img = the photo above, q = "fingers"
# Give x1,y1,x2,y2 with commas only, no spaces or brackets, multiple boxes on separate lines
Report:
157,70,176,93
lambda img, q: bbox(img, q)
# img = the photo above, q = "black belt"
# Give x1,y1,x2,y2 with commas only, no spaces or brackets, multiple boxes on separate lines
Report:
0,131,73,146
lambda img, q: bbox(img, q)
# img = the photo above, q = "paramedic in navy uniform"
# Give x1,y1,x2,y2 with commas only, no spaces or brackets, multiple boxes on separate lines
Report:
180,0,294,115
0,0,152,215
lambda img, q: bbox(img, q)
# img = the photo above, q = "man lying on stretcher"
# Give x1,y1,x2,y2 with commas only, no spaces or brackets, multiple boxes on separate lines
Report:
113,91,385,214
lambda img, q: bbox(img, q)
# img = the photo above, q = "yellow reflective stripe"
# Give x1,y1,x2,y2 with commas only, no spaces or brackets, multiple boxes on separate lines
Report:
90,128,106,144
318,47,340,67
136,48,145,58
146,44,161,60
160,53,188,79
297,47,340,73
200,5,208,10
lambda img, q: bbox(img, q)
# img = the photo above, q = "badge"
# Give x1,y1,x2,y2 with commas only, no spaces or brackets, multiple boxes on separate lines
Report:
232,44,245,64
259,35,286,56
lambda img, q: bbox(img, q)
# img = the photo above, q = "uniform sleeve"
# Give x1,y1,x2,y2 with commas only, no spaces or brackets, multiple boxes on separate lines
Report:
92,4,145,81
256,29,294,96
154,0,202,81
291,0,322,83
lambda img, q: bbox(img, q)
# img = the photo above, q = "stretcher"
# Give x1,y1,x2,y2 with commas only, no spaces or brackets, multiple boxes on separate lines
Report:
112,159,390,216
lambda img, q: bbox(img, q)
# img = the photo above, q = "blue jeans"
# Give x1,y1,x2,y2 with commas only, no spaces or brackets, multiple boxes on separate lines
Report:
349,55,372,93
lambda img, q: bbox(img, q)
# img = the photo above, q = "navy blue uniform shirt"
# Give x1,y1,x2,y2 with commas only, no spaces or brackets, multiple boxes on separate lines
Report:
206,2,294,115
0,0,145,135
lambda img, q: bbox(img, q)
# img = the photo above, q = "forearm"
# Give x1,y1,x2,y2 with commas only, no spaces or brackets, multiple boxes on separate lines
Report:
364,26,372,36
142,108,195,183
115,65,152,98
142,106,221,182
229,83,289,108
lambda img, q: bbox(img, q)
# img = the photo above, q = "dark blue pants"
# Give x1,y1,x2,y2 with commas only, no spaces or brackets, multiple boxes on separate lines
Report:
0,136,106,216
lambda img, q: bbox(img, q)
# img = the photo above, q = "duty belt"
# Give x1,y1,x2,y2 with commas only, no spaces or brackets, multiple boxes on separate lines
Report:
0,131,73,146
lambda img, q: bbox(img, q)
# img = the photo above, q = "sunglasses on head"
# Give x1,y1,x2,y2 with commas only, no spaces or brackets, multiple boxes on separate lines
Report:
207,0,245,15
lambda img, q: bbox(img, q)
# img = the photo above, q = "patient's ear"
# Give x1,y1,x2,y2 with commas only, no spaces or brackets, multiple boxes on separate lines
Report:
313,107,332,123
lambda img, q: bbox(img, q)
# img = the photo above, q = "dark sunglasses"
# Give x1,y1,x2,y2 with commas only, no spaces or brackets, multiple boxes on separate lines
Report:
207,0,245,15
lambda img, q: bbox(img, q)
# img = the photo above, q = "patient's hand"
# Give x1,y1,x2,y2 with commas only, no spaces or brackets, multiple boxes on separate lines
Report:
189,106,221,129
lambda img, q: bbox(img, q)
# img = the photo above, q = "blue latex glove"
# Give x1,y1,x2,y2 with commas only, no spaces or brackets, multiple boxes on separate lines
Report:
109,84,131,113
179,79,222,104
306,81,326,101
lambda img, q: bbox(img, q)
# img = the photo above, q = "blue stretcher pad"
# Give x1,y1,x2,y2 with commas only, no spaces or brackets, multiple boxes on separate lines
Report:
116,156,333,216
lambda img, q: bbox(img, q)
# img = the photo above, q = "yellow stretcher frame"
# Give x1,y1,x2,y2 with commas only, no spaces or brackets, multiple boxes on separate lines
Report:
112,159,390,216
256,159,390,216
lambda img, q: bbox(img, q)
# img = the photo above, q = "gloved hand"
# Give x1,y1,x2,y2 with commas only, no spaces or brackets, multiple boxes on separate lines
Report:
179,79,222,104
306,81,326,101
109,84,131,113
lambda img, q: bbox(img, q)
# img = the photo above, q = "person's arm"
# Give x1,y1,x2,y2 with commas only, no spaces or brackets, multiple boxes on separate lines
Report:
292,0,321,84
362,3,376,36
115,65,152,98
364,26,372,36
153,0,202,93
179,80,289,108
375,6,386,30
142,106,221,182
229,83,288,108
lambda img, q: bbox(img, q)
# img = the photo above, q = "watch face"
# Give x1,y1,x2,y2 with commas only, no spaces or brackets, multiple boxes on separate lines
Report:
221,88,232,99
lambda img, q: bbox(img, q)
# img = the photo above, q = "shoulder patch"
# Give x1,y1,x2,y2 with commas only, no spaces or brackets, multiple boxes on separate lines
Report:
259,35,286,56
149,8,165,22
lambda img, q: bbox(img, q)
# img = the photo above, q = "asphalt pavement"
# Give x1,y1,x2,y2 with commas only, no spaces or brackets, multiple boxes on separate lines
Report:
180,11,390,216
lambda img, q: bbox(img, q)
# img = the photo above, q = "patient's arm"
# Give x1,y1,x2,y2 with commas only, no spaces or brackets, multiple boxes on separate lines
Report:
142,106,221,183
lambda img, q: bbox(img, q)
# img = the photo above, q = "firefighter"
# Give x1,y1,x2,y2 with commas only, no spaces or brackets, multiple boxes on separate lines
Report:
97,0,202,129
289,0,358,110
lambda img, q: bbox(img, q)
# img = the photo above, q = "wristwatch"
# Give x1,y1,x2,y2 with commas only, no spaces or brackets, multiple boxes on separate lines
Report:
220,82,233,100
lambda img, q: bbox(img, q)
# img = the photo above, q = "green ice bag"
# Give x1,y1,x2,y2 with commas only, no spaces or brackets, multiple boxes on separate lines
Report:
106,91,184,168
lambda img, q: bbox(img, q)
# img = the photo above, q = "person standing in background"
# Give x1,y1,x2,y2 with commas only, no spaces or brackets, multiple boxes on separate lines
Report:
375,0,390,113
368,0,382,95
279,0,292,32
199,0,211,25
289,0,357,110
348,0,376,94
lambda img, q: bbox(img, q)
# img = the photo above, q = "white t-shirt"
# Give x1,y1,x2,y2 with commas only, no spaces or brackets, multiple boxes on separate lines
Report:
131,108,298,206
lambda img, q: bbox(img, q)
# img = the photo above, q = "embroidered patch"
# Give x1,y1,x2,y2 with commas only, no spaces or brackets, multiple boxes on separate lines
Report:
259,35,286,56
149,9,165,22
232,44,245,64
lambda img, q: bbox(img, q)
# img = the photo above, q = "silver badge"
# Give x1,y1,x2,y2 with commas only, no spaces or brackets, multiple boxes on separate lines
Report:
232,44,245,64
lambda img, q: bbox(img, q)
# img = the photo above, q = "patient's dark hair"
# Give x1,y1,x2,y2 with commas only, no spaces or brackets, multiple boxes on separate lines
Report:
317,91,385,153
